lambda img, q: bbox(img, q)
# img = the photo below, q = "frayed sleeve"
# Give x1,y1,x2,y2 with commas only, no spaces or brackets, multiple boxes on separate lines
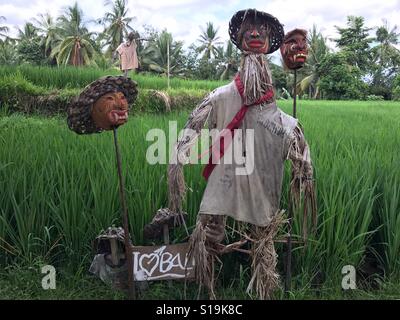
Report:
287,124,317,238
168,95,214,212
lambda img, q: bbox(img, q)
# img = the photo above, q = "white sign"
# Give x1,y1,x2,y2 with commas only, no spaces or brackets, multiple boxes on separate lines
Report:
132,243,194,281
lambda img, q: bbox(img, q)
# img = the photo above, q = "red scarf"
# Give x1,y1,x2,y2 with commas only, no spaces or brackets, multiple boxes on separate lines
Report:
202,74,274,180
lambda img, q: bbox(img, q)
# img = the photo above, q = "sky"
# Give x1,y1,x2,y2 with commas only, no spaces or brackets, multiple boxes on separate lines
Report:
1,0,400,62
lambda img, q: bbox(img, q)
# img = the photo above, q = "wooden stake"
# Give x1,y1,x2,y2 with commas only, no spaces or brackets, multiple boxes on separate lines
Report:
110,238,119,266
163,223,173,289
163,224,170,245
167,40,170,90
285,68,298,295
113,128,136,300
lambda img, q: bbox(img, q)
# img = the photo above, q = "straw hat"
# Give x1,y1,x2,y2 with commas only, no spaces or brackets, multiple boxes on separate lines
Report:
228,9,284,54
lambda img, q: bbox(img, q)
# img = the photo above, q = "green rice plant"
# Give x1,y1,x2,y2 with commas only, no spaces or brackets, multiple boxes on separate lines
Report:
0,70,213,116
0,65,227,91
0,100,399,288
277,99,400,287
0,65,120,89
0,71,46,97
379,174,400,278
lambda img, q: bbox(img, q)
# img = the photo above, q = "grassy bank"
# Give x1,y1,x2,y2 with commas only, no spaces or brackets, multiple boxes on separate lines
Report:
0,65,227,91
0,70,211,116
1,261,399,300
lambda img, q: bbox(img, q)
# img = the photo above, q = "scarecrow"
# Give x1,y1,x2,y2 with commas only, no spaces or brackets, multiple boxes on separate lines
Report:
67,75,138,299
115,32,139,77
167,9,316,299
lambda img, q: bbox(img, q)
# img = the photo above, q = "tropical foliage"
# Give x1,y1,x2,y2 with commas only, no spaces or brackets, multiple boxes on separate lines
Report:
0,39,17,65
317,52,366,99
32,13,60,61
197,22,223,60
369,20,400,98
140,30,185,76
0,2,399,100
219,41,240,80
334,16,373,73
50,3,97,66
98,0,135,56
296,25,330,98
15,23,44,65
0,16,9,39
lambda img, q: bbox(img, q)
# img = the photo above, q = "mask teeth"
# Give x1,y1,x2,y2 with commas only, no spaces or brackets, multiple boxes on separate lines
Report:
111,110,128,123
113,112,119,123
294,53,306,60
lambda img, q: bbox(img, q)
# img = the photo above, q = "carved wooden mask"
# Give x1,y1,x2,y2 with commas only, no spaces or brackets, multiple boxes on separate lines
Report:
280,29,308,70
91,92,129,130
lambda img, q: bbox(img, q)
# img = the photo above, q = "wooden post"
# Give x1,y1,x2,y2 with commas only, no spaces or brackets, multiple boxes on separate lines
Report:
163,224,170,245
163,224,172,289
113,128,136,300
110,238,119,266
167,40,170,90
293,70,297,118
285,68,298,296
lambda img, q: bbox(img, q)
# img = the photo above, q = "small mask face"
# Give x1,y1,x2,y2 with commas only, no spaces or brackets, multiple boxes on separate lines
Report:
91,92,129,130
280,30,308,70
240,21,270,54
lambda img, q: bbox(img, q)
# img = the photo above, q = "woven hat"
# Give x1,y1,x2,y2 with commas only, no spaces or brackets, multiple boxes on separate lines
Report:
67,76,138,134
229,9,284,54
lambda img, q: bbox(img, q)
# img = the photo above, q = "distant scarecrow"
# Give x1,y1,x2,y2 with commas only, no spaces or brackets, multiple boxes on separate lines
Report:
115,32,140,78
168,9,316,299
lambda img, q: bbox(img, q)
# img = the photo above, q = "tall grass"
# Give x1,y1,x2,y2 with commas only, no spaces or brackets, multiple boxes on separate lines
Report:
0,65,227,91
1,100,400,287
379,175,400,277
278,100,400,284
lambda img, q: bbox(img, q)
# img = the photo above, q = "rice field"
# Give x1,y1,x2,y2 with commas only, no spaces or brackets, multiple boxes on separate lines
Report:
1,87,400,298
0,65,227,91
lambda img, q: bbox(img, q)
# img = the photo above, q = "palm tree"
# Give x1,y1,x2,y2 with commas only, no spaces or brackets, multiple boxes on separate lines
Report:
51,2,97,66
135,25,160,71
376,20,399,45
32,13,61,59
297,25,330,99
137,44,158,72
142,30,185,76
0,39,17,64
197,22,223,60
17,22,38,41
370,20,400,98
219,41,240,80
372,20,400,75
0,16,9,39
98,0,135,56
